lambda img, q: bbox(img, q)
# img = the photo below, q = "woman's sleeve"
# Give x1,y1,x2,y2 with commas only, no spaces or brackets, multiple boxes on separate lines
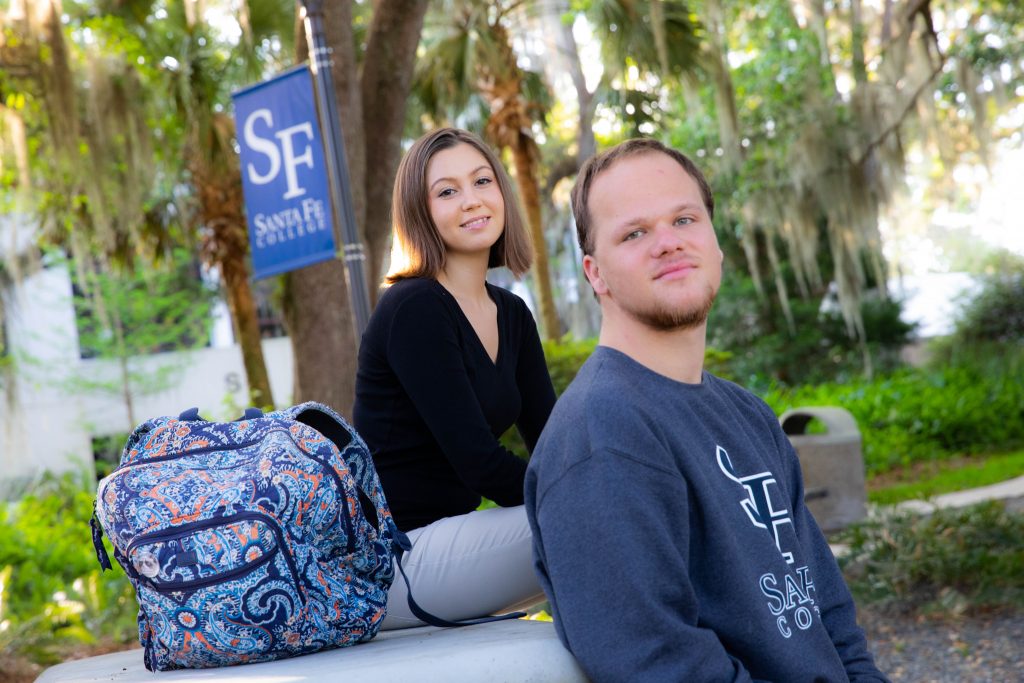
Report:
513,301,557,452
385,291,527,506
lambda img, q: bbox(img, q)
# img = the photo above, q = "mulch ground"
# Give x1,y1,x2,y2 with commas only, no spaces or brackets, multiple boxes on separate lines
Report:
859,605,1024,683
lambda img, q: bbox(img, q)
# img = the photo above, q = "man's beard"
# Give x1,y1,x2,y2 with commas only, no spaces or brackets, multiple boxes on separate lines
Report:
624,284,717,332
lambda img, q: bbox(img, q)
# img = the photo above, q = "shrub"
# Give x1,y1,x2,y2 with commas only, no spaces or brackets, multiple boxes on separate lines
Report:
838,501,1024,614
948,252,1024,345
541,337,597,396
516,336,1024,478
761,349,1024,475
709,275,915,389
0,473,136,672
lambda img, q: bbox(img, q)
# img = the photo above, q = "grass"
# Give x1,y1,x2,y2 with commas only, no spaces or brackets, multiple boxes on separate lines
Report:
867,448,1024,505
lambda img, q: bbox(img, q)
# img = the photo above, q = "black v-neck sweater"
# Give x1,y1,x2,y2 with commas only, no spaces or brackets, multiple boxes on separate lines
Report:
353,277,556,531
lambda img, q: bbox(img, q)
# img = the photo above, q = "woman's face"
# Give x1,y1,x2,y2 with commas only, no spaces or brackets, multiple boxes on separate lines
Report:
425,143,506,257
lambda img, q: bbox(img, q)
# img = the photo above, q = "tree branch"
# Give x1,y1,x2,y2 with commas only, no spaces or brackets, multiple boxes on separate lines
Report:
544,153,581,196
854,57,944,166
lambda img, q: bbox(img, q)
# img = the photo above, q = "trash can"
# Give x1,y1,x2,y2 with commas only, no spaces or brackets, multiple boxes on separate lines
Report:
779,407,867,533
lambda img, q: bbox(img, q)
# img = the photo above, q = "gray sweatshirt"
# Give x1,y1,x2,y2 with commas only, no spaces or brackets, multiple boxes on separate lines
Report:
525,346,888,683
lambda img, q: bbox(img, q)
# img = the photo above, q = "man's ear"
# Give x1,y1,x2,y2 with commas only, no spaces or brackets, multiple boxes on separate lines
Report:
583,254,608,296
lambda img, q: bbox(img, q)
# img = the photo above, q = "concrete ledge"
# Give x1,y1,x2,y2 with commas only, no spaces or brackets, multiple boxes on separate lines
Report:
37,619,588,683
896,474,1024,515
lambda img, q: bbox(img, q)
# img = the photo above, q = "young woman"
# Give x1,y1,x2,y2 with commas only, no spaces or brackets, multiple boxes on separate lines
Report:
353,128,557,629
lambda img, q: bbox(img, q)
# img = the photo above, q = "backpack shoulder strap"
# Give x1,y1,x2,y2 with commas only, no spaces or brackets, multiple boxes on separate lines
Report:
391,529,527,628
270,402,391,539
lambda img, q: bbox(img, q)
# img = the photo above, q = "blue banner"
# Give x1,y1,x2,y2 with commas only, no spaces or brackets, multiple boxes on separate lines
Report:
232,66,336,279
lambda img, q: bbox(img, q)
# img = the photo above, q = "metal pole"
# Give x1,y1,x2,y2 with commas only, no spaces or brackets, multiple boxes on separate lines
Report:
299,0,371,341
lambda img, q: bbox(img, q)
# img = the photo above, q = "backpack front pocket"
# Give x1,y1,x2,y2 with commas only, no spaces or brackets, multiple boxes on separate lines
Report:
125,511,303,600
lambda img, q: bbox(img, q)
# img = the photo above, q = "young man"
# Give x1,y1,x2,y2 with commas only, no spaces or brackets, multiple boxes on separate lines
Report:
524,139,889,683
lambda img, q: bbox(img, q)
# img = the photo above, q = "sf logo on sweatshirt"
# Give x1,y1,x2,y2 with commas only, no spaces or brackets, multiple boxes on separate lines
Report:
715,445,795,564
716,445,820,639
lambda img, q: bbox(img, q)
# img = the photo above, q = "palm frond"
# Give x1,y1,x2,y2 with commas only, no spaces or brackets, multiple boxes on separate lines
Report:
414,25,477,119
520,68,552,123
589,0,701,78
232,0,295,82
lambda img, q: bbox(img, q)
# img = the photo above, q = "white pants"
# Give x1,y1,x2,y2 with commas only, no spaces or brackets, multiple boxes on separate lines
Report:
380,505,544,630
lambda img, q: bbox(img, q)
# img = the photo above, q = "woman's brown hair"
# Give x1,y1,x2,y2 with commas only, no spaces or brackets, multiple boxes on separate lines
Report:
385,128,533,284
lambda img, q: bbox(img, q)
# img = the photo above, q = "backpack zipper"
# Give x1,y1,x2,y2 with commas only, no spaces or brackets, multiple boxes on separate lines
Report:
116,421,360,555
126,510,305,603
113,436,263,471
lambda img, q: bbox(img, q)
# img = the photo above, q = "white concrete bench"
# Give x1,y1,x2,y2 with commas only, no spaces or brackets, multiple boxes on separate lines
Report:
37,619,588,682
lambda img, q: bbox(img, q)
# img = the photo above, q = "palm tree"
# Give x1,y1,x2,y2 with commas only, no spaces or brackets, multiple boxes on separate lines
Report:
160,12,275,408
110,0,295,408
541,0,701,173
535,0,700,336
416,0,562,340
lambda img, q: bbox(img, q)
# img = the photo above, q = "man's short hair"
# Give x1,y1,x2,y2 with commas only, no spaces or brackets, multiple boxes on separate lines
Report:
571,138,715,255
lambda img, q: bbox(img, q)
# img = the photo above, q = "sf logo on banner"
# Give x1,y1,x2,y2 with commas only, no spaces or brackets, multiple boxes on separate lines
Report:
232,66,336,279
243,113,317,201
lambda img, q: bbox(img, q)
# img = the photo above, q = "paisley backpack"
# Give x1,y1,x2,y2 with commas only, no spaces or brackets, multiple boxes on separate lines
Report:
91,402,401,671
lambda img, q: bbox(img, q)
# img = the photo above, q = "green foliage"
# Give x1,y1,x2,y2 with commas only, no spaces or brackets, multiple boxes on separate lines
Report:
541,337,597,396
839,502,1024,613
947,254,1024,345
67,250,215,420
91,433,130,480
587,0,701,78
0,473,136,670
761,346,1024,475
520,338,1024,480
539,336,732,395
711,273,915,388
498,337,597,460
653,0,1024,370
415,0,552,130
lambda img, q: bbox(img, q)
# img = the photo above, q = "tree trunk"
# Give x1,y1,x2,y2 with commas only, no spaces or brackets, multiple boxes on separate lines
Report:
36,0,79,158
220,245,273,408
360,0,430,295
3,108,31,201
510,134,561,340
191,153,275,408
283,257,357,413
285,0,362,415
481,21,561,340
792,0,836,84
850,0,868,86
702,0,743,175
764,234,795,334
284,0,427,416
880,0,893,42
542,0,596,164
110,308,137,430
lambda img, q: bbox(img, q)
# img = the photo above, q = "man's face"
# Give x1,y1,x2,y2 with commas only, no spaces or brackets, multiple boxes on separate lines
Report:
583,151,723,332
